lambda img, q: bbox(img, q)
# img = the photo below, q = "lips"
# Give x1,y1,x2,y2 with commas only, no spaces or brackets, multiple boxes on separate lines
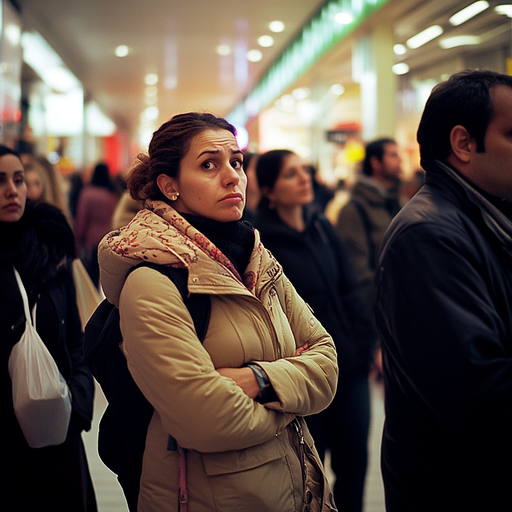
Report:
221,193,243,201
4,203,21,211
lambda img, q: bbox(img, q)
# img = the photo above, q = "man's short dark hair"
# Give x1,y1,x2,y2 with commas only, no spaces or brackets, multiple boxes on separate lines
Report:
362,138,396,176
417,69,512,163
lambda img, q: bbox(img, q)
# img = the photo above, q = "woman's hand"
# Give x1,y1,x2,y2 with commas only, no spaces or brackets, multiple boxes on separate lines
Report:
217,367,261,399
217,344,310,399
294,343,310,356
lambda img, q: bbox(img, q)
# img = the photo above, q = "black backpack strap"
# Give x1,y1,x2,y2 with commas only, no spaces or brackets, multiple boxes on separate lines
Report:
134,262,211,342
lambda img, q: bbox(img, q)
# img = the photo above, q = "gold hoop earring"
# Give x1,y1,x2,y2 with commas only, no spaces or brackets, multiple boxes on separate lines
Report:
170,192,180,201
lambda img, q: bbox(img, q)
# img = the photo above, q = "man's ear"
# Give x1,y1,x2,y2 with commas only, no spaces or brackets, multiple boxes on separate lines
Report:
449,125,474,164
156,174,178,200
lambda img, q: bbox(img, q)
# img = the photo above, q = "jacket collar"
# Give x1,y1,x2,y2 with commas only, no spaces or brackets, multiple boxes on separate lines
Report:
99,200,281,305
425,159,512,255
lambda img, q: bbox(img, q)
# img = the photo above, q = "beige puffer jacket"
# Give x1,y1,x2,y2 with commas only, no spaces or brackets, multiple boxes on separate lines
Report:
98,201,338,512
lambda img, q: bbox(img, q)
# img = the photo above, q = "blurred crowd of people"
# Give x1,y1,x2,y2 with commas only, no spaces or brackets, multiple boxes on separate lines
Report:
2,127,424,512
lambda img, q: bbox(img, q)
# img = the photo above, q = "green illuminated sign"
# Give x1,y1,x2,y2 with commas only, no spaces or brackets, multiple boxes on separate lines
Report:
227,0,389,126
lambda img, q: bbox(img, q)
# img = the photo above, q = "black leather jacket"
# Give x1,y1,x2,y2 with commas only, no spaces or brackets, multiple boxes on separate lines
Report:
374,160,512,511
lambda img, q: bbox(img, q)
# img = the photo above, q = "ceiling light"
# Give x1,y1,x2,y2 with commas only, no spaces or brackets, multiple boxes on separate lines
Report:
393,44,407,55
335,12,354,24
143,106,159,121
247,49,262,62
329,84,345,96
145,73,159,85
392,63,410,75
217,44,231,56
258,35,274,48
292,87,310,100
269,20,285,33
115,45,129,57
439,35,481,49
449,1,489,26
495,4,512,17
21,31,81,93
5,24,21,46
406,25,443,49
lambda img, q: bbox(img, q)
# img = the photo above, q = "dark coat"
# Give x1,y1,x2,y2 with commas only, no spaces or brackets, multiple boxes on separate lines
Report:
255,206,375,378
374,161,512,512
0,201,96,511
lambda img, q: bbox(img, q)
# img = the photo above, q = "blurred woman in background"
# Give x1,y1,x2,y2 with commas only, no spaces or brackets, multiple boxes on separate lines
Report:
75,162,116,288
254,149,376,512
0,144,97,511
97,112,338,512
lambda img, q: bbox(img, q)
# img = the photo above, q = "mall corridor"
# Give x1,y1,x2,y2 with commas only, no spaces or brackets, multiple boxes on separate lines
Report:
83,377,386,512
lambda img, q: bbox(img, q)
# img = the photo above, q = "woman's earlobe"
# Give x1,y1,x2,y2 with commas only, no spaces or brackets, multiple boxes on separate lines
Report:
156,174,178,201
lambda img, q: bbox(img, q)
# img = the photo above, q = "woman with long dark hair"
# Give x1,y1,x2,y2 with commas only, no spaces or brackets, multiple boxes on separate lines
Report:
0,145,97,511
254,149,376,512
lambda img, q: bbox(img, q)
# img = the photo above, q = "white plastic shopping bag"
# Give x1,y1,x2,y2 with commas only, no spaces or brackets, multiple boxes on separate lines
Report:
8,268,72,448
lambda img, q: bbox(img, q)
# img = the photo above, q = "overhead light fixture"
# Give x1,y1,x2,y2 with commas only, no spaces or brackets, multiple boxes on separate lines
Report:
329,84,345,96
440,35,481,49
247,49,262,62
392,63,410,75
21,31,81,93
269,20,285,33
143,106,159,121
258,35,274,48
292,87,310,101
393,44,407,55
495,4,512,17
335,12,354,24
449,1,489,26
115,45,129,57
5,24,21,46
406,25,443,49
145,73,159,85
217,44,231,56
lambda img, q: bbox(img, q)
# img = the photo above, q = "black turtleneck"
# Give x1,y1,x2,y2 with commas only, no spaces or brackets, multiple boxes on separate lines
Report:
180,213,255,278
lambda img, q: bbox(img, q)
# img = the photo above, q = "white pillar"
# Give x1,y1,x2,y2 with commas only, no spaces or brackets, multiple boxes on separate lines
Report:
353,24,396,141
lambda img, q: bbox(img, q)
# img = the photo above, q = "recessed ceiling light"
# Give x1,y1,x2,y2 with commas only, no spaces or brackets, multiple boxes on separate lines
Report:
292,87,310,100
335,12,354,24
115,45,129,57
439,35,481,49
329,84,345,96
406,25,443,49
247,49,262,62
258,35,274,48
145,73,159,85
269,20,285,33
393,44,407,55
143,106,159,121
217,44,231,56
449,1,489,26
392,63,410,75
495,4,512,17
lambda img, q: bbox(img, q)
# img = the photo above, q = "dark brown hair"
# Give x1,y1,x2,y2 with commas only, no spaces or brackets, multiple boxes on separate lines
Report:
417,69,512,164
127,112,237,202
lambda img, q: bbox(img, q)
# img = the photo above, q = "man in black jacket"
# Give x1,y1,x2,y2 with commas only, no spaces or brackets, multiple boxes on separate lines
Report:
374,69,512,511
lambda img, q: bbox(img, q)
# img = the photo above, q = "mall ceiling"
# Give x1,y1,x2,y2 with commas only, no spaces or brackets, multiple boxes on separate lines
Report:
14,0,512,136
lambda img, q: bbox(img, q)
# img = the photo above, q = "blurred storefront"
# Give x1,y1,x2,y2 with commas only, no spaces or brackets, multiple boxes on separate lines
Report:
3,0,512,183
0,0,129,178
228,0,512,186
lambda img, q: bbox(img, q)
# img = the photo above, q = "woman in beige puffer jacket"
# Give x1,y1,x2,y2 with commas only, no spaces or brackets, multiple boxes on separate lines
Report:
98,112,338,512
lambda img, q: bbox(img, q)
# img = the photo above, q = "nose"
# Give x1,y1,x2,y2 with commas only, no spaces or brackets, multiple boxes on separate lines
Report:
223,163,241,187
5,178,18,197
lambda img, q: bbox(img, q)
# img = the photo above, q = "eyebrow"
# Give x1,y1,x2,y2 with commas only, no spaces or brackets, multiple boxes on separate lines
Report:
0,170,24,176
196,148,243,160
